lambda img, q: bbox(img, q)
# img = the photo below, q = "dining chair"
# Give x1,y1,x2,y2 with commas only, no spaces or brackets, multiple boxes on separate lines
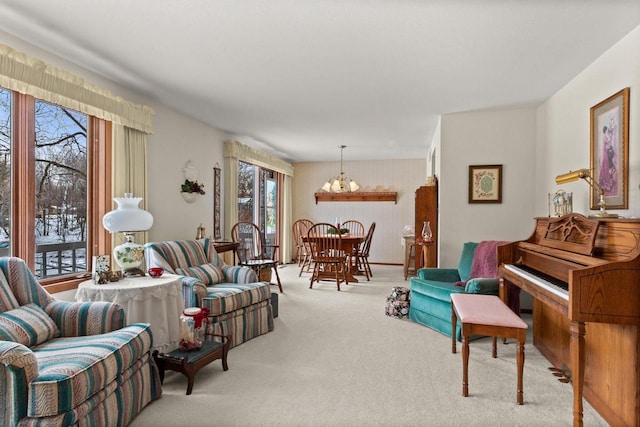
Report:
355,222,376,280
307,222,348,291
292,218,314,266
231,221,283,293
340,220,365,270
294,219,315,276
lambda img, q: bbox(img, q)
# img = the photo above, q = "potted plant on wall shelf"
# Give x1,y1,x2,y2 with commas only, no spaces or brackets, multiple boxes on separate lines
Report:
181,179,205,203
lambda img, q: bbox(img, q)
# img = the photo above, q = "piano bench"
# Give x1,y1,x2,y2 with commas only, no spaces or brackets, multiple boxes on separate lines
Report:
450,294,528,405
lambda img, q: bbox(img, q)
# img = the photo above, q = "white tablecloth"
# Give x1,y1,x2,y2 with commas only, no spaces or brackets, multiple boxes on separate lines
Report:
76,274,184,353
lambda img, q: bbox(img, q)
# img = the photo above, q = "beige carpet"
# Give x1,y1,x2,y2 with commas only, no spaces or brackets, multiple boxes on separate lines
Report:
131,264,606,427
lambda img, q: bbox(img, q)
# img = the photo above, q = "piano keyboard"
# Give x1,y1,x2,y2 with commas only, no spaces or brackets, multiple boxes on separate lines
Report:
504,264,569,301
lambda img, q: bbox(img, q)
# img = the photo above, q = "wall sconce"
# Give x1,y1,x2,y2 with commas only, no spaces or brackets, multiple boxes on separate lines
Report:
555,168,618,218
181,161,205,203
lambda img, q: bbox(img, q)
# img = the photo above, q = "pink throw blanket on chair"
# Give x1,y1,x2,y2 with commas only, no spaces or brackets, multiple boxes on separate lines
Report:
455,240,509,287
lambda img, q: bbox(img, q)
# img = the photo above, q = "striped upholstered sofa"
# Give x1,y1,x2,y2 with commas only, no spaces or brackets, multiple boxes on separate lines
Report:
0,257,161,426
145,238,274,348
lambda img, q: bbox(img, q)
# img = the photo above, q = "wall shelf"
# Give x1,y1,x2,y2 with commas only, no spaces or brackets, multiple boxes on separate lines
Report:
314,191,397,204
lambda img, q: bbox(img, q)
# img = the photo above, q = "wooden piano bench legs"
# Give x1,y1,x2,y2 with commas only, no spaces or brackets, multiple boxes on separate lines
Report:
450,294,528,405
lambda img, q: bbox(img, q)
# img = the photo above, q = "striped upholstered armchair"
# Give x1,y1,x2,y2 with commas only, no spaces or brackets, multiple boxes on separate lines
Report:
0,257,161,426
145,238,274,348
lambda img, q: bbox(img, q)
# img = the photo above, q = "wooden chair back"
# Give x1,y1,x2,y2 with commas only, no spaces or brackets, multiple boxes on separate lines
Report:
341,220,365,236
361,222,376,257
231,222,270,263
307,223,343,261
307,223,348,290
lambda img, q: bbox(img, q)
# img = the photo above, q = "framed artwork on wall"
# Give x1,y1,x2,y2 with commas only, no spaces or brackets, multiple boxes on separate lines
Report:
468,164,502,204
590,87,629,211
213,164,222,240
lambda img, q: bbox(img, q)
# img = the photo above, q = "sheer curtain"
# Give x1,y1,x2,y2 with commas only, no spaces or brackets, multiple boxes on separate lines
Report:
224,140,295,263
113,125,149,251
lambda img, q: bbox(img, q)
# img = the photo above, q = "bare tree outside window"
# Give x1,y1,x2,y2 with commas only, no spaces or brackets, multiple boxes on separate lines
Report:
0,87,88,277
238,161,254,223
34,100,88,277
0,89,10,256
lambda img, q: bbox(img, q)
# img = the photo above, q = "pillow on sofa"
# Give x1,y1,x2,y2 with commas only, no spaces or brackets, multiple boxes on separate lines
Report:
176,263,225,285
159,240,209,268
0,303,60,347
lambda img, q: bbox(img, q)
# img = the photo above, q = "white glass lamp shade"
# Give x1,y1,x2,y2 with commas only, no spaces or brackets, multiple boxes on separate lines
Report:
102,194,153,273
102,194,153,233
330,178,342,192
324,175,359,193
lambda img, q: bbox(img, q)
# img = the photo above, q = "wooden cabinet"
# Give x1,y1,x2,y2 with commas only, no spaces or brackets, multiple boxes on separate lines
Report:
415,182,438,268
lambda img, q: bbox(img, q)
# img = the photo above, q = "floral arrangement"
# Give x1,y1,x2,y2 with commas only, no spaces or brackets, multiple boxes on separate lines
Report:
327,227,350,235
181,179,205,195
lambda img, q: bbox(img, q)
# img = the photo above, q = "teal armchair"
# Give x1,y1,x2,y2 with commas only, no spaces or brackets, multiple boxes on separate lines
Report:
409,242,501,340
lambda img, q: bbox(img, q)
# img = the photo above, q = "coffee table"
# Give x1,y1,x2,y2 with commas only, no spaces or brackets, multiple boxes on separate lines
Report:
153,334,231,395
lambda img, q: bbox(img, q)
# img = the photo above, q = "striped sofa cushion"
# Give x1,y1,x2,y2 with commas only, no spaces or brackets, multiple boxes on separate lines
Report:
201,281,271,316
28,323,153,418
0,269,19,312
221,264,259,284
0,303,60,347
176,263,224,285
151,240,208,269
208,299,274,348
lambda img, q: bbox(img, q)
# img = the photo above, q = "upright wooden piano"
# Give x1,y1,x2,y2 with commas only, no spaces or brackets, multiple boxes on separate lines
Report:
498,214,640,427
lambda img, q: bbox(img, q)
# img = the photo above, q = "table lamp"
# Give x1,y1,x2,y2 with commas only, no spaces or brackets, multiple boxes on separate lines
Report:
555,169,618,218
102,193,154,275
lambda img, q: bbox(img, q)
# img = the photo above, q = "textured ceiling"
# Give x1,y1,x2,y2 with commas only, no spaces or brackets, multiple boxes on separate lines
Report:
1,1,639,161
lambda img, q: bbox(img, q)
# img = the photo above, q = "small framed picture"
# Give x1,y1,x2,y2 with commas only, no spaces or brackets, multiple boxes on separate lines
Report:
92,255,111,283
468,164,503,204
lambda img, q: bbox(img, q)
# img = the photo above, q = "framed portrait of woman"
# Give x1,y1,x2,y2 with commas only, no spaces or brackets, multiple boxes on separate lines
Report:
590,88,629,211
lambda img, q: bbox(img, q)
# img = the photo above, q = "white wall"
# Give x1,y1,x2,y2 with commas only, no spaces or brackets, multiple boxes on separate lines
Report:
439,107,538,267
292,159,427,264
146,104,227,242
536,25,640,218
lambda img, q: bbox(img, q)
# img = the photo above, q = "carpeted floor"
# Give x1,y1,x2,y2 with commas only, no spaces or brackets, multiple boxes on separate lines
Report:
131,264,606,427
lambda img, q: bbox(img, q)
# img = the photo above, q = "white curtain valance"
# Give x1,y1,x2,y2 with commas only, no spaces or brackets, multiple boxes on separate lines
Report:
224,139,294,176
0,44,154,134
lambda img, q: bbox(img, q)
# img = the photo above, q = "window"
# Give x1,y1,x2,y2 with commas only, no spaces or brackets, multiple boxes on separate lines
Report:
0,89,10,258
0,87,110,285
34,99,88,279
238,161,279,259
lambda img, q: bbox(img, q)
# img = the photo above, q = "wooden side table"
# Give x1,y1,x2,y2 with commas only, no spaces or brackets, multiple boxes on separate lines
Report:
213,241,240,265
153,334,231,395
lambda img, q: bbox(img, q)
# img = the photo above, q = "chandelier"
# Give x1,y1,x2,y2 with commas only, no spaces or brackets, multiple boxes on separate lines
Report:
321,145,360,193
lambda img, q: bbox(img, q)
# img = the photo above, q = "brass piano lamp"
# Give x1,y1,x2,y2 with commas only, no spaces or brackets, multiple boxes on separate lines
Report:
555,169,618,218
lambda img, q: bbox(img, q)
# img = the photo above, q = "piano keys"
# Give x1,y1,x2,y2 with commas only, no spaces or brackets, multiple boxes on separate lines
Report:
498,214,640,427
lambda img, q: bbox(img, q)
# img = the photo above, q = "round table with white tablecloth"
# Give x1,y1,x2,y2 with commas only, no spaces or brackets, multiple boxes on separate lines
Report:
75,274,184,352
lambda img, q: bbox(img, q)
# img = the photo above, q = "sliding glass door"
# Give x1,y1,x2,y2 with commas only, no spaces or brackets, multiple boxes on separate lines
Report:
238,161,279,260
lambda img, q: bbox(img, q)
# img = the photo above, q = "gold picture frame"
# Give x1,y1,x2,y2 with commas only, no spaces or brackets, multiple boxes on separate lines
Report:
590,88,629,211
468,164,502,204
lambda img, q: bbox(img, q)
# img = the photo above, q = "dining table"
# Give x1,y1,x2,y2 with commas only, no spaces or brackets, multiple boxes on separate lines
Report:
303,234,365,283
